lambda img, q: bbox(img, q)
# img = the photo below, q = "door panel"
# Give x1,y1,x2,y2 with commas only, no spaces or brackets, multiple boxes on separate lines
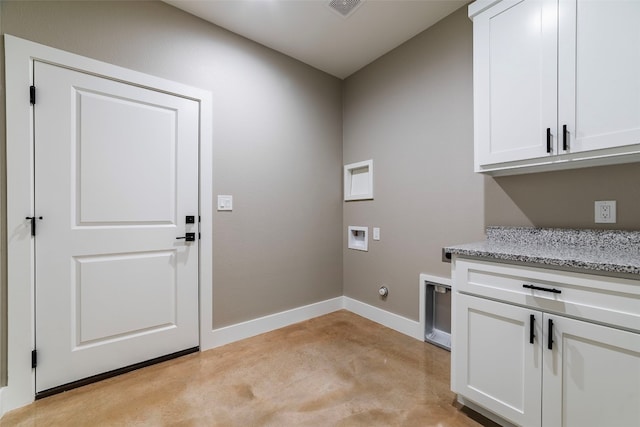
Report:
76,89,177,224
454,294,542,427
34,61,199,393
560,0,640,153
475,0,558,166
542,314,640,427
75,251,178,345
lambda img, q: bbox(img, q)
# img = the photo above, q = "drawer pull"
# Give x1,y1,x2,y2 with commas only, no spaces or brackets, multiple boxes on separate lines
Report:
548,318,554,350
522,284,561,294
529,314,535,344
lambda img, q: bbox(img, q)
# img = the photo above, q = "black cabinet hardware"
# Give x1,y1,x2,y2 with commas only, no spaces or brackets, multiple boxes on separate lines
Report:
562,124,568,151
529,314,535,344
522,283,561,294
548,318,554,350
25,216,43,237
546,128,552,153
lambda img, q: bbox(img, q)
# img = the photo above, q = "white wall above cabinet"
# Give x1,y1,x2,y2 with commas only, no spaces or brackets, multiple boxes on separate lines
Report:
470,0,640,175
344,160,373,201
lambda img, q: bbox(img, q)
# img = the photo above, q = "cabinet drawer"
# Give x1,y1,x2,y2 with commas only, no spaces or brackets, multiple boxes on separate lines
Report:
454,259,640,333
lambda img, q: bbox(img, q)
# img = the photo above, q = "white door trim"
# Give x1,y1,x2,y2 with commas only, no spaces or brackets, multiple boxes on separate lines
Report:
3,34,213,414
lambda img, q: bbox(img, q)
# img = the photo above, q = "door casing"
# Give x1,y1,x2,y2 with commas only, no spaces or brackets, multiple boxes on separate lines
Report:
3,34,214,414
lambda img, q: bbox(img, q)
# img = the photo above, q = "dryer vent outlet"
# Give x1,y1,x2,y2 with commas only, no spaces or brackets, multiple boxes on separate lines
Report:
328,0,363,18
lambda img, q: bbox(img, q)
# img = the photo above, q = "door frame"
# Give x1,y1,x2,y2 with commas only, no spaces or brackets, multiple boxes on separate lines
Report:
3,34,214,414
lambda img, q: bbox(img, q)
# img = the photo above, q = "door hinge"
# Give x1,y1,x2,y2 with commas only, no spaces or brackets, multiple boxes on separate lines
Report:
30,85,36,105
31,349,38,368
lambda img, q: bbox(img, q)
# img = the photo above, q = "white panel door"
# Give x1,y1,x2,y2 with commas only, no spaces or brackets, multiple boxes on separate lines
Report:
34,61,199,393
559,0,640,153
454,294,542,427
474,0,558,166
542,314,640,427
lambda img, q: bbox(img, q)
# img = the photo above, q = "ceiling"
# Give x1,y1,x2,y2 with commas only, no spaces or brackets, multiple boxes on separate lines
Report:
163,0,467,79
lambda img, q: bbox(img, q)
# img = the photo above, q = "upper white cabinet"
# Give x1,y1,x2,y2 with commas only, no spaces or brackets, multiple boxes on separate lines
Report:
559,0,640,154
472,0,558,167
470,0,640,175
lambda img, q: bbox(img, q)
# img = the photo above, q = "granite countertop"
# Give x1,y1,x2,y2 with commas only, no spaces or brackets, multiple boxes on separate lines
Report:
444,227,640,276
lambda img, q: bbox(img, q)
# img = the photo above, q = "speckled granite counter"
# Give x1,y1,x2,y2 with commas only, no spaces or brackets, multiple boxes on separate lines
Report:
444,227,640,276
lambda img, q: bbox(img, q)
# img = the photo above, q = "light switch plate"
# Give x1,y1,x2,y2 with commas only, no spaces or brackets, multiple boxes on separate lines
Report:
373,227,380,241
217,195,233,211
595,200,616,223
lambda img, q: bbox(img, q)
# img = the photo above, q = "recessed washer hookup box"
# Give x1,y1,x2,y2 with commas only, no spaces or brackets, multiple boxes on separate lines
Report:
424,282,451,351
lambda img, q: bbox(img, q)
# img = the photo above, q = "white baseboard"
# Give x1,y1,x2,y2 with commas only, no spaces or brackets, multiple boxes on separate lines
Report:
343,297,422,340
201,297,344,350
202,294,430,350
201,276,455,352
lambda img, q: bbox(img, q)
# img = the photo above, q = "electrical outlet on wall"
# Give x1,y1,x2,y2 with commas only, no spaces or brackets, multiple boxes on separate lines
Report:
595,200,616,223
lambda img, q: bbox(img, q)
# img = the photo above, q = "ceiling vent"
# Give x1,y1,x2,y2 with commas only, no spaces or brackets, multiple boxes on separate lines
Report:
328,0,363,18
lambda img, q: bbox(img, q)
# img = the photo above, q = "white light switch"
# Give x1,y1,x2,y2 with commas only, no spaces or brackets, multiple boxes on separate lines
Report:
217,195,233,211
373,227,380,241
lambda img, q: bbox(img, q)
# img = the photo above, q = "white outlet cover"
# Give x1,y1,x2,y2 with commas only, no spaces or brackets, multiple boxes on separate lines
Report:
217,195,233,211
595,200,616,223
373,227,380,241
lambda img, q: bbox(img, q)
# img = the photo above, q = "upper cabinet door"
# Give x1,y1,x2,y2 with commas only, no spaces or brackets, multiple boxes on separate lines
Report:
473,0,558,167
559,0,640,153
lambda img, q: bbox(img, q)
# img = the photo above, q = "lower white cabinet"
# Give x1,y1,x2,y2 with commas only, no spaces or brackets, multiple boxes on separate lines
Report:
542,314,640,427
452,259,640,427
455,294,542,426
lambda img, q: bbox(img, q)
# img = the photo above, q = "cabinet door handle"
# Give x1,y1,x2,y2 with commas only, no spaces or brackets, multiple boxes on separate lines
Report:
547,318,554,350
522,284,561,294
562,124,568,151
546,128,552,153
529,314,535,344
25,216,43,237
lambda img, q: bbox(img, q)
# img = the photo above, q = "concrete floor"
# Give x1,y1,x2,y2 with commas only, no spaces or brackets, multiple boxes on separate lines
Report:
1,310,497,426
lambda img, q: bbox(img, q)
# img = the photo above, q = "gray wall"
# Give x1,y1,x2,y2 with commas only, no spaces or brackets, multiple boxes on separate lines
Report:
343,5,640,321
487,164,640,228
343,6,484,319
0,0,344,328
3,0,639,347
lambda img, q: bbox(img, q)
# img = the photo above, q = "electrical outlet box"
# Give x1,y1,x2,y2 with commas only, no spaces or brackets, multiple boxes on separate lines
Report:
344,160,373,201
348,226,368,251
595,200,616,223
